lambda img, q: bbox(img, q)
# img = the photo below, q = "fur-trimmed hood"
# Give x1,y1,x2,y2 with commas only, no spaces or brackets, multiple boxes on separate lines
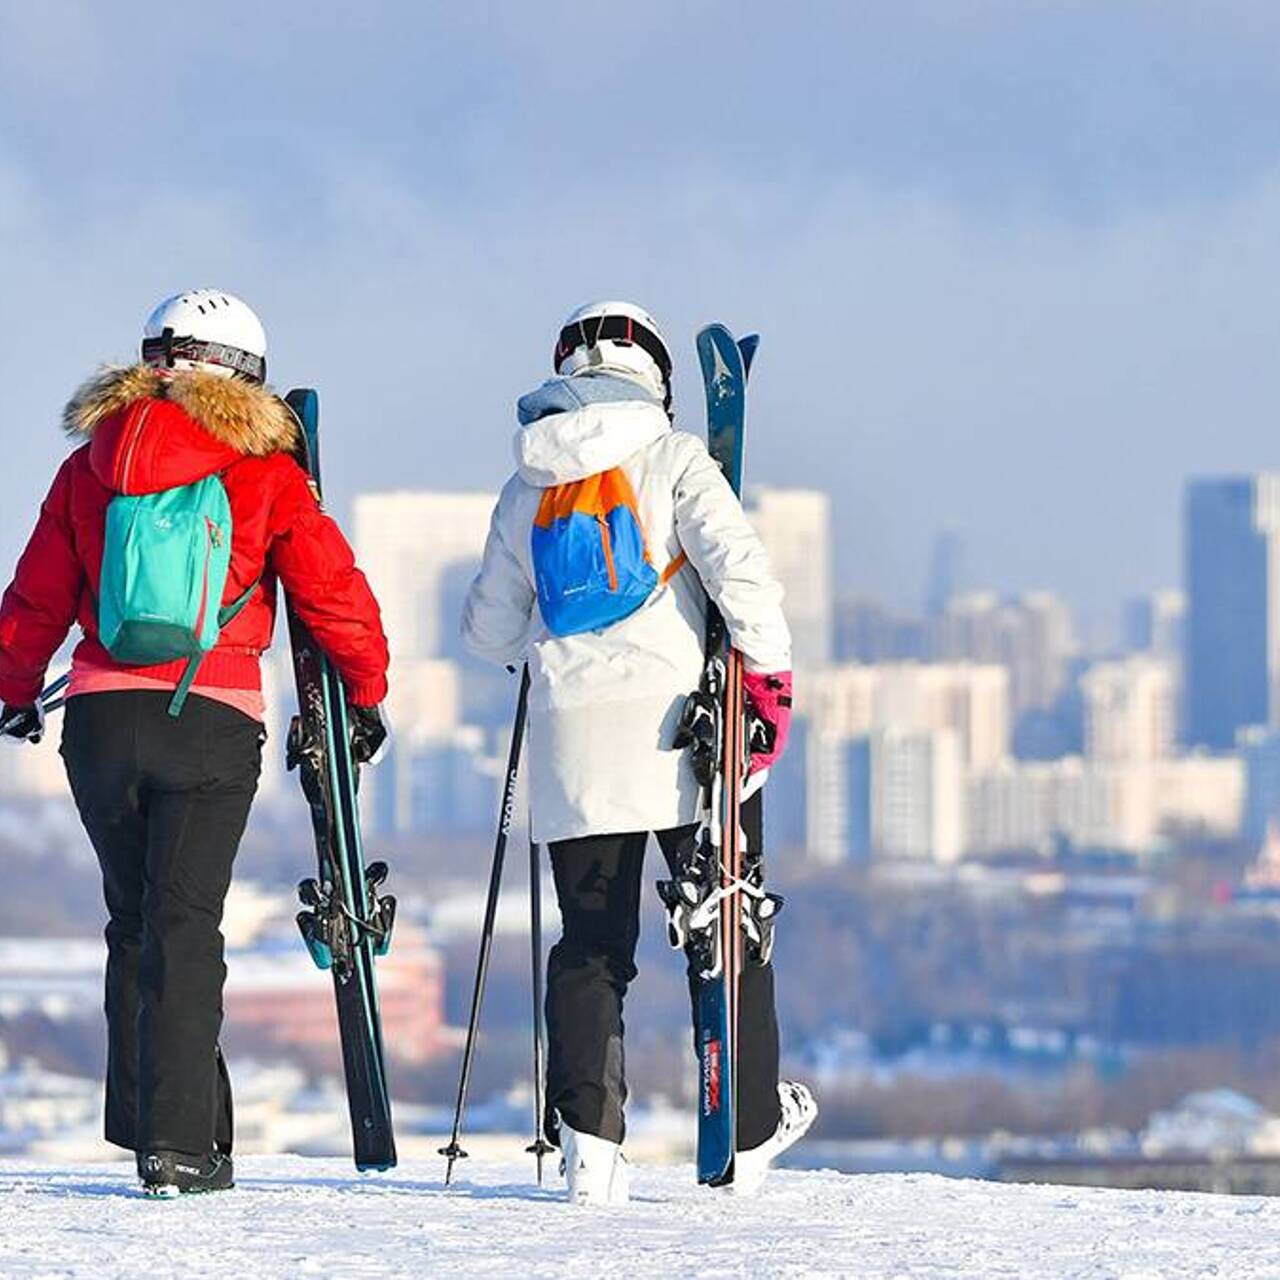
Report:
64,364,297,455
63,364,299,496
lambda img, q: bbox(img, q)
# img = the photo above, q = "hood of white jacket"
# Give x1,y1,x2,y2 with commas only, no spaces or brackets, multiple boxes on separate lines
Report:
514,371,671,486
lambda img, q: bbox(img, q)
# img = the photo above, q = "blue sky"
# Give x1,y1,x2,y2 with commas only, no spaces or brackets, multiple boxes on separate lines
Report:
4,2,1280,631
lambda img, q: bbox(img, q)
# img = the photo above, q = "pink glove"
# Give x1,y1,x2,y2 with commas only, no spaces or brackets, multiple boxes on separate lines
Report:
742,670,792,775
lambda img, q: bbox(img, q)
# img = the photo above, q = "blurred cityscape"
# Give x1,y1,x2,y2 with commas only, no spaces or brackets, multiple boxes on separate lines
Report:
9,471,1280,1192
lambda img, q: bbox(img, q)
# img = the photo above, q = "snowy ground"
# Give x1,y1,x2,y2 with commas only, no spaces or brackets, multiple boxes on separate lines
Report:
4,1156,1280,1278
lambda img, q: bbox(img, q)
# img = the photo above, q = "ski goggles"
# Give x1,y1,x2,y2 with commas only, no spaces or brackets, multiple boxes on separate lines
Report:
142,328,267,384
554,315,672,385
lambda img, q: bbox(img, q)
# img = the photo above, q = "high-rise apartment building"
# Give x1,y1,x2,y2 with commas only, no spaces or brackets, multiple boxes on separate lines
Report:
353,491,495,659
1082,656,1177,763
744,487,833,669
806,662,1009,768
966,755,1243,857
929,591,1076,718
802,662,1006,862
1184,476,1280,749
869,728,965,863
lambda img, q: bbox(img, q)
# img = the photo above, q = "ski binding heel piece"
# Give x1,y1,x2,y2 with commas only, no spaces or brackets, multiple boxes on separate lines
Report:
296,909,334,971
364,861,396,956
675,688,720,787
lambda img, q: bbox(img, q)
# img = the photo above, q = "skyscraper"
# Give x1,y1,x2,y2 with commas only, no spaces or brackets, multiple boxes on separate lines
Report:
924,529,965,617
1184,476,1280,749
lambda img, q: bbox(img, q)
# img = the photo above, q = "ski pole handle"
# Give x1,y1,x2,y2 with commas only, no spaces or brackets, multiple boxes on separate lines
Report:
1,672,70,738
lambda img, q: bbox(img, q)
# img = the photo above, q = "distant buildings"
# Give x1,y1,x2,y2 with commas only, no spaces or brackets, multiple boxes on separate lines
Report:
1126,589,1186,659
869,728,965,863
796,644,1246,864
370,658,469,834
745,487,833,669
4,465,1271,868
353,491,494,660
1241,727,1280,847
924,530,965,618
351,491,504,836
807,662,1010,768
801,663,1007,863
1184,476,1280,749
931,591,1077,720
965,756,1244,858
833,596,926,664
225,925,447,1070
1082,657,1177,763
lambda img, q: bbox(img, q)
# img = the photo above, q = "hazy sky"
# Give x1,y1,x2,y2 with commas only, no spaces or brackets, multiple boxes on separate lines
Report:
5,2,1280,632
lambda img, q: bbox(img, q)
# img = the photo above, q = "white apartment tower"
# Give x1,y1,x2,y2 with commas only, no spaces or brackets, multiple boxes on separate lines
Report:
353,492,495,659
1082,656,1177,763
745,487,833,670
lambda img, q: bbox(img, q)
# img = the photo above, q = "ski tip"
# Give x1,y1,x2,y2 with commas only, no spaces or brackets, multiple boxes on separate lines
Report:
696,324,747,390
695,322,736,346
283,387,320,437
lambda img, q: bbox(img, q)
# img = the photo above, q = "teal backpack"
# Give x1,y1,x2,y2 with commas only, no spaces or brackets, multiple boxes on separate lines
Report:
98,475,258,716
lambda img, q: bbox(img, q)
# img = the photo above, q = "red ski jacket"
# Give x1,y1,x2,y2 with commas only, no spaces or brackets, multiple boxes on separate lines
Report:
0,364,389,708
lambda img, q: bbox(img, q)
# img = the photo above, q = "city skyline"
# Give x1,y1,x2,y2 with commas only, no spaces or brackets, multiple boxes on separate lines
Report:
274,459,1267,650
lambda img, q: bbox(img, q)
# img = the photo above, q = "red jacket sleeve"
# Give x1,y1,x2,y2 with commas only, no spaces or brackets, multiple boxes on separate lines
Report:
0,457,84,706
269,461,390,705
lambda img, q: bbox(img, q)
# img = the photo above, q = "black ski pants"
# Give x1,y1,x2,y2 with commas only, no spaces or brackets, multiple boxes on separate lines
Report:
61,691,262,1157
545,791,781,1151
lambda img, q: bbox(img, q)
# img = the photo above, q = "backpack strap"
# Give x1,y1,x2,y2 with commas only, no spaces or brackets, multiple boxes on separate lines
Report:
659,550,688,586
167,578,261,718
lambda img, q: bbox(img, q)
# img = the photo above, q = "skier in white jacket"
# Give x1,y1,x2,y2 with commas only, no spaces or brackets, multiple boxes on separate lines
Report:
462,301,815,1203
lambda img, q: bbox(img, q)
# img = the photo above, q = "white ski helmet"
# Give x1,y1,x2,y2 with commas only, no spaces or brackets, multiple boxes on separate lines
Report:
141,289,268,383
554,300,673,411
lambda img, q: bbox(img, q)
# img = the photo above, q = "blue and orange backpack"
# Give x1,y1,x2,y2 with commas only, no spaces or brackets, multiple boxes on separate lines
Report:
531,468,685,637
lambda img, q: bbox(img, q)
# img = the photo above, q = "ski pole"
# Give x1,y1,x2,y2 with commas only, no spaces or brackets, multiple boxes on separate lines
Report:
1,673,70,736
525,836,554,1184
440,664,531,1186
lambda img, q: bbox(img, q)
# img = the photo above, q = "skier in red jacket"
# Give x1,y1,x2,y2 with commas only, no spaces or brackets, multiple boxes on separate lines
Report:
0,290,390,1195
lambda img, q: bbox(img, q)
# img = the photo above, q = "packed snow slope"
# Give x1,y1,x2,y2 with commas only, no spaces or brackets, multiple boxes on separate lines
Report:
3,1155,1280,1278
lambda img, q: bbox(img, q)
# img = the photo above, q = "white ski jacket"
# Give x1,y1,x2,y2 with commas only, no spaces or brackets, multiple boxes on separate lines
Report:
462,372,790,843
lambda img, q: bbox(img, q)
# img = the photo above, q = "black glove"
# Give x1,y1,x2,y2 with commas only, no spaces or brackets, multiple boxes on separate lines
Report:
1,703,45,745
349,703,390,765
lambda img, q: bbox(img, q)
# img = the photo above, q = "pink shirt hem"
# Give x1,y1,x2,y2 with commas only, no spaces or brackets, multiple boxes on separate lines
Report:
68,659,266,723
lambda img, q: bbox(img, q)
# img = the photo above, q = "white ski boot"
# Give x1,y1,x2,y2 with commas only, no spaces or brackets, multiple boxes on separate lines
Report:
560,1122,630,1206
730,1081,818,1197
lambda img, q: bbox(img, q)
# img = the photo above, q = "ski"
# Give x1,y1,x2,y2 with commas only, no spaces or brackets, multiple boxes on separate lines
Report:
659,325,759,1186
283,387,397,1172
